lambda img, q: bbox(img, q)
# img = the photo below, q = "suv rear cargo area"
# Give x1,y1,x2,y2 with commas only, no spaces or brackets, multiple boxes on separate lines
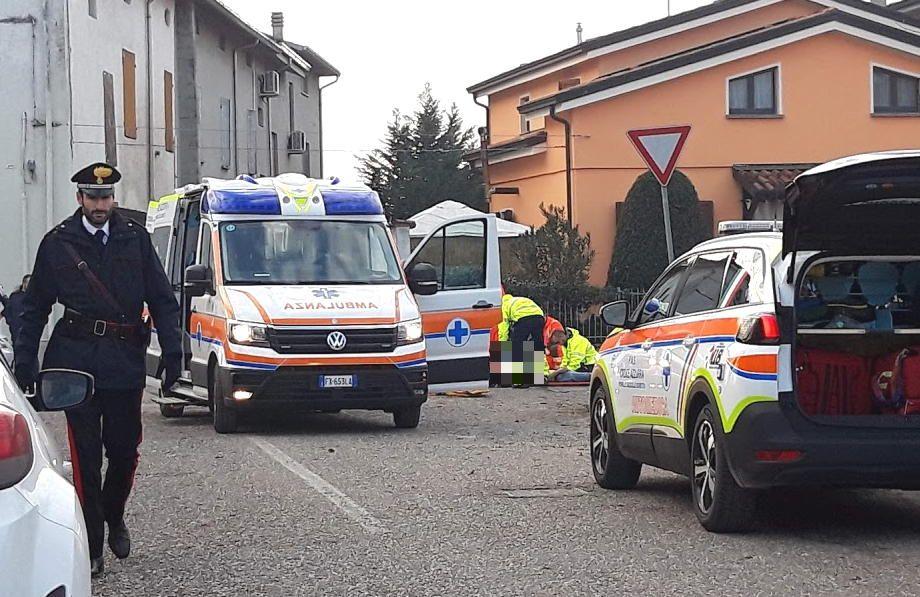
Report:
795,258,920,420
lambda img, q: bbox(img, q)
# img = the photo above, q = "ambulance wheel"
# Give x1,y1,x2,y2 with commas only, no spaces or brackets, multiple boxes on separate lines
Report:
691,404,756,533
210,371,238,434
159,404,184,418
590,386,641,489
393,406,421,429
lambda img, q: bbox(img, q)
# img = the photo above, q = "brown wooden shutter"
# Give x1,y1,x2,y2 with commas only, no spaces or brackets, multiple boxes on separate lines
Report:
103,71,118,165
122,49,137,139
164,70,174,153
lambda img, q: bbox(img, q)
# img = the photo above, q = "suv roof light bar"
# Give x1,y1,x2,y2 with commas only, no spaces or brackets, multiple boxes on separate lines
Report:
717,220,783,236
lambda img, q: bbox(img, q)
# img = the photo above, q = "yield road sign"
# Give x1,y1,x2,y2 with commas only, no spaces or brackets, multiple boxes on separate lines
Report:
627,126,691,187
626,125,691,263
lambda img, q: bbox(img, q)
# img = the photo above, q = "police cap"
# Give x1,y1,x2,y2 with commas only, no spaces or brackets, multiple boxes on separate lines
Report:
72,162,121,197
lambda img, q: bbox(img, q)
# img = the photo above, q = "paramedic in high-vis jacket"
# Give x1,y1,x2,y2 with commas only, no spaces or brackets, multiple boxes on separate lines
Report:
497,293,546,352
545,327,599,383
14,162,182,578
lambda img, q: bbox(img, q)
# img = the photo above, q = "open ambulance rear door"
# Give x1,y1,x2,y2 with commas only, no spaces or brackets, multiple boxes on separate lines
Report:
405,214,502,393
145,190,203,383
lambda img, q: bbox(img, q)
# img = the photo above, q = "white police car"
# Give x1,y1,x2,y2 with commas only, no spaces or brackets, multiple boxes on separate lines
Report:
0,361,94,596
592,151,920,532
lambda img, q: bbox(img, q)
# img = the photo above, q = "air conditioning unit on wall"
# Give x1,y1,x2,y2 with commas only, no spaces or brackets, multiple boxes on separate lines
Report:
288,130,307,154
260,71,280,97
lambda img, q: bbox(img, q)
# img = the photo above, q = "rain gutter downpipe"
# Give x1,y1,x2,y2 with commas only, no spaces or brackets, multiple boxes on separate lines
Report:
473,93,490,208
549,104,574,225
232,39,261,175
318,74,340,178
145,0,153,202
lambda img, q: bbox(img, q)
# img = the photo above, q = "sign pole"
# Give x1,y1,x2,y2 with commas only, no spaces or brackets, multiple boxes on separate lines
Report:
626,125,690,264
660,184,675,263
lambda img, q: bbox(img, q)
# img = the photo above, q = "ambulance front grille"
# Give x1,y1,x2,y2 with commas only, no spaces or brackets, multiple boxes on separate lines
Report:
267,327,398,354
253,367,412,400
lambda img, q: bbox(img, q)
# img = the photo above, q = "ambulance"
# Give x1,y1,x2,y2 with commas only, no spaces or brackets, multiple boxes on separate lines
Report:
591,151,920,532
145,174,501,433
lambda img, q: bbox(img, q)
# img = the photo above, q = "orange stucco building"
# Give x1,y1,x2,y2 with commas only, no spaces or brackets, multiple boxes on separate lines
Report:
467,0,920,285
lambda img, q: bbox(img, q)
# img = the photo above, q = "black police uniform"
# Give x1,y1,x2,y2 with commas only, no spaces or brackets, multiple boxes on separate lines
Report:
13,163,182,570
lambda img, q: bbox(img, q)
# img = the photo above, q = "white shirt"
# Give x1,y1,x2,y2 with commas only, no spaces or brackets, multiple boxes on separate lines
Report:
82,216,110,245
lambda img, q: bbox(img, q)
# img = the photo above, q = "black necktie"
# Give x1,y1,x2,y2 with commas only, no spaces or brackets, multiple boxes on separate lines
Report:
95,229,106,247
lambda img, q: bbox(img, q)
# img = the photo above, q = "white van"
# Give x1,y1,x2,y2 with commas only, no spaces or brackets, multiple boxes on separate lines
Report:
145,174,501,433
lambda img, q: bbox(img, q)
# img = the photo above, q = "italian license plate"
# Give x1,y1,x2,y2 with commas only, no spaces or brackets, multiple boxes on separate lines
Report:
319,375,355,389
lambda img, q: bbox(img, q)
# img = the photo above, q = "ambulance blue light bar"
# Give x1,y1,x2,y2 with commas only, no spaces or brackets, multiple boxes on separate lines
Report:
204,188,282,215
321,188,384,216
201,175,384,217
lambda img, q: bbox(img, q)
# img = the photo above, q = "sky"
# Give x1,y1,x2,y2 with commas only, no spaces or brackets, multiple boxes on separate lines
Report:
220,0,720,181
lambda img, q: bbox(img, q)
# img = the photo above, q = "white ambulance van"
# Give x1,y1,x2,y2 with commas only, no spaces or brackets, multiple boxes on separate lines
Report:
145,174,501,433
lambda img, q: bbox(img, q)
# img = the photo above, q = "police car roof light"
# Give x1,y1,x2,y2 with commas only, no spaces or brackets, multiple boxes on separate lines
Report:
717,220,783,236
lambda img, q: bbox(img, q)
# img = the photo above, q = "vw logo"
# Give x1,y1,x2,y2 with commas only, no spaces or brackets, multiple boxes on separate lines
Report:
326,331,347,351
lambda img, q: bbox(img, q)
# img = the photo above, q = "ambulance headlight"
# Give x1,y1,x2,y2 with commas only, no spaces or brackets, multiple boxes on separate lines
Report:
397,319,423,345
229,323,269,347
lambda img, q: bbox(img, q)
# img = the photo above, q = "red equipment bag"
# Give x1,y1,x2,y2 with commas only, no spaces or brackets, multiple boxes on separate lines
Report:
872,348,920,415
795,349,873,416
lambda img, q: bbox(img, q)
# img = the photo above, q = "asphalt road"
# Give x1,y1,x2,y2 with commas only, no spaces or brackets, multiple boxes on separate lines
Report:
44,387,920,596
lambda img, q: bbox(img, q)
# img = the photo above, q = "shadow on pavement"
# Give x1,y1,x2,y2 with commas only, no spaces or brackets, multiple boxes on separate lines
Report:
596,472,920,539
153,404,403,435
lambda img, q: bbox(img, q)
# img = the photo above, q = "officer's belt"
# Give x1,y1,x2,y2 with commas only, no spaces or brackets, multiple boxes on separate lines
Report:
62,308,145,342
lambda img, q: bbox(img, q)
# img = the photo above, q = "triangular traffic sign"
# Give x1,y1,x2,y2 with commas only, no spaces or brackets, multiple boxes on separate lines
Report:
627,126,691,187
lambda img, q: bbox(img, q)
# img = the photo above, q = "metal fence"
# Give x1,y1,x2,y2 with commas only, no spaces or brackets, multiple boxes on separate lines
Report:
540,288,646,346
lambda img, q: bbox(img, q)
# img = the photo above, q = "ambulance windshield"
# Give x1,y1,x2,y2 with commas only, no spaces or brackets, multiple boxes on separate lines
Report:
219,220,403,285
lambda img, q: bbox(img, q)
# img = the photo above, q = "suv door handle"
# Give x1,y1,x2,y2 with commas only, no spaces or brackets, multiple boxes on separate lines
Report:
682,335,696,347
472,301,494,309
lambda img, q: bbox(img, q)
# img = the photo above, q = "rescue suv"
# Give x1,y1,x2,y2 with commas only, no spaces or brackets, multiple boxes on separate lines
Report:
591,151,920,532
145,174,501,433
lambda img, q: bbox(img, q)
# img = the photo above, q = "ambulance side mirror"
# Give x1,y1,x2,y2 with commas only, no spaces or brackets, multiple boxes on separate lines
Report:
408,262,439,296
600,301,631,328
185,264,213,297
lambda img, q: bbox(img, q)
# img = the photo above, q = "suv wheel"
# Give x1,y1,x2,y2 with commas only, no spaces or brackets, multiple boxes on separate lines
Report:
691,404,756,532
590,386,641,489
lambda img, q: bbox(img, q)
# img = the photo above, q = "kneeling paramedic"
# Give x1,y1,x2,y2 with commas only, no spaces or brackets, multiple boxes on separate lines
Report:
498,293,546,350
546,327,598,383
498,293,546,383
13,163,182,577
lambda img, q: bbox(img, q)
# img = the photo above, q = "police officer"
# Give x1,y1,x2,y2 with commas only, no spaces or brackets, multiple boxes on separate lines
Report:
14,162,182,577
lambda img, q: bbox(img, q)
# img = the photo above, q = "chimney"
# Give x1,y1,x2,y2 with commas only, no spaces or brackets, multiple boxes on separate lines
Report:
576,22,583,44
271,12,284,42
